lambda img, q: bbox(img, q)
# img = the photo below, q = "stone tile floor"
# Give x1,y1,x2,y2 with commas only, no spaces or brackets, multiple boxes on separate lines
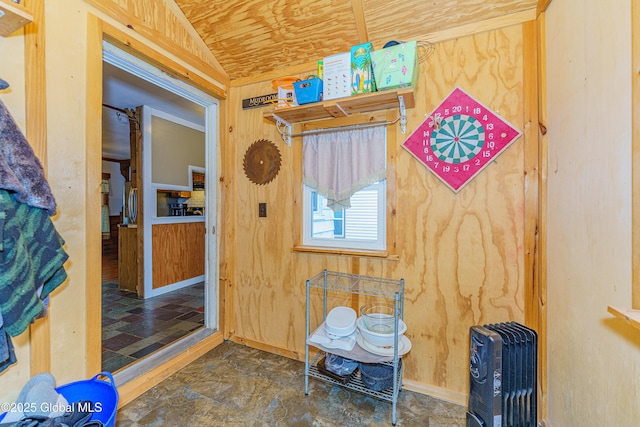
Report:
117,341,466,426
101,281,204,373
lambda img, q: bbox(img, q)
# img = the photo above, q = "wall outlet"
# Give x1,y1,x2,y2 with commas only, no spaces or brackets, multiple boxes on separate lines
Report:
259,203,267,217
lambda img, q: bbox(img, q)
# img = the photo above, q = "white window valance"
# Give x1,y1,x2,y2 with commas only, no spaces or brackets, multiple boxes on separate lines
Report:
302,126,386,211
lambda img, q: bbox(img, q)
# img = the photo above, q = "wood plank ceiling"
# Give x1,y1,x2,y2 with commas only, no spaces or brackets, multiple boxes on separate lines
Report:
175,0,538,81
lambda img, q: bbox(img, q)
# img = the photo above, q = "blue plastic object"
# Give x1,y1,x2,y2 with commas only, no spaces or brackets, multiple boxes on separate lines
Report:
56,372,118,427
293,78,323,104
0,372,119,427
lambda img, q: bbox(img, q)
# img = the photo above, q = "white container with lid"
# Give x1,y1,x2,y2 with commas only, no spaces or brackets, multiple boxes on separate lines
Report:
324,306,357,339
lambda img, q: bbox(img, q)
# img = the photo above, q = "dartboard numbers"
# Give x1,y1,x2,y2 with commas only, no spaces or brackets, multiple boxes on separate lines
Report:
402,87,521,192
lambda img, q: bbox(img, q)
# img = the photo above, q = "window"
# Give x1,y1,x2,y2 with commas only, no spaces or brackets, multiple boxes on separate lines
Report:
302,181,386,251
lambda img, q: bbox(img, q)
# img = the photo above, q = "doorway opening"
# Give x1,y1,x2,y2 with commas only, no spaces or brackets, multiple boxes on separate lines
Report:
99,42,219,374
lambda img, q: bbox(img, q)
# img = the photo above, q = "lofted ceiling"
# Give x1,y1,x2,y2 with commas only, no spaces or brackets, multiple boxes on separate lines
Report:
174,0,539,81
101,0,538,159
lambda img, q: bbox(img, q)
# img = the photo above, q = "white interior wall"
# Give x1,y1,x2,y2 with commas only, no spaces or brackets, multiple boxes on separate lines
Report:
545,0,640,425
102,160,125,216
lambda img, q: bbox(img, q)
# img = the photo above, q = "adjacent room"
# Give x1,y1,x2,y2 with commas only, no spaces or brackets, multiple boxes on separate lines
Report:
1,1,639,426
99,60,209,373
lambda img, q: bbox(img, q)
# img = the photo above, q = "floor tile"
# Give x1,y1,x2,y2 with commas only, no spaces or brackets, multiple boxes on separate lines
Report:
101,274,204,372
129,342,166,359
117,341,467,426
103,333,140,352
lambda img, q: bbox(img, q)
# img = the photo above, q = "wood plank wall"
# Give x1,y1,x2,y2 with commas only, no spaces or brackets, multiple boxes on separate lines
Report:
227,23,536,402
85,0,230,86
152,222,206,288
86,0,540,404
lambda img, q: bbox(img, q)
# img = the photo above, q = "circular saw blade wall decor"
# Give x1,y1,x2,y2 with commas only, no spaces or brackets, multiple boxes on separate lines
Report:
402,87,521,192
243,139,282,185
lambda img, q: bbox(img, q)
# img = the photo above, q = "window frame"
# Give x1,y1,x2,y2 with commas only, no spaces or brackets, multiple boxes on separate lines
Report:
292,111,398,258
302,181,387,251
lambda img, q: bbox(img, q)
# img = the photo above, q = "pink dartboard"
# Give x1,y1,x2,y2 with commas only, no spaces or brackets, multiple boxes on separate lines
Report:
402,87,522,192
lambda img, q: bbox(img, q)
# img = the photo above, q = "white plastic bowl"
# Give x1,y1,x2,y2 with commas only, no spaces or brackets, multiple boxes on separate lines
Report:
325,306,357,338
357,316,407,348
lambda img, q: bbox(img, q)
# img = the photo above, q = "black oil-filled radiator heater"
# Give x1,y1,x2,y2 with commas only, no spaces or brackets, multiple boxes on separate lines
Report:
466,322,537,427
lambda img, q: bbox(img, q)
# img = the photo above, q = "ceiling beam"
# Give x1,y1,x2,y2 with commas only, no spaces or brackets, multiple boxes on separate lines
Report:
351,0,369,43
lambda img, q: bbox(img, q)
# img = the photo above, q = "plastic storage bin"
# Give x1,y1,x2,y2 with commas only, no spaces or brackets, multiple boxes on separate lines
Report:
294,77,323,105
0,372,119,427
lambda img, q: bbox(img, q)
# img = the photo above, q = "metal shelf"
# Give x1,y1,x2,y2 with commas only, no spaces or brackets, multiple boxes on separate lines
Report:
308,352,402,403
304,269,405,425
307,270,404,299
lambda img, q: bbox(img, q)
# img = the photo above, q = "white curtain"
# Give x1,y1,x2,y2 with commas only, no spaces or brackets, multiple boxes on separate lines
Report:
303,126,386,211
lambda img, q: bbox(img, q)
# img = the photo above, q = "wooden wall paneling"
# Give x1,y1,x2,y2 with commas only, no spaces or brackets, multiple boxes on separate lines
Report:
231,8,537,89
133,106,145,298
229,24,530,404
85,0,229,86
151,222,205,289
632,0,640,309
388,25,527,400
100,20,226,100
402,25,526,399
221,87,238,340
385,109,399,258
522,18,547,421
522,20,539,344
217,98,228,336
537,0,553,15
24,0,50,375
291,122,303,248
536,12,549,422
118,227,138,292
86,13,105,377
230,80,305,349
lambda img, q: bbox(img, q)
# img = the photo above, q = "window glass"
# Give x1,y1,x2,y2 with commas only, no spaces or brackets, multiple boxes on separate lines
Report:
303,181,386,251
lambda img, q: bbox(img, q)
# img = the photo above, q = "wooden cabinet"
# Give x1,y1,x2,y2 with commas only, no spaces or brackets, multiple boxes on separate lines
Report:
151,222,205,289
118,225,140,295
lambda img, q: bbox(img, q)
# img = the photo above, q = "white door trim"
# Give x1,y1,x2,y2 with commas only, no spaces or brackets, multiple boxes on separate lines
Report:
103,41,219,331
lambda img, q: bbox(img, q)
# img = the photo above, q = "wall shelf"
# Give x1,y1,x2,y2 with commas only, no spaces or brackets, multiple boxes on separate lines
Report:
263,87,415,145
0,0,33,37
608,306,640,331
